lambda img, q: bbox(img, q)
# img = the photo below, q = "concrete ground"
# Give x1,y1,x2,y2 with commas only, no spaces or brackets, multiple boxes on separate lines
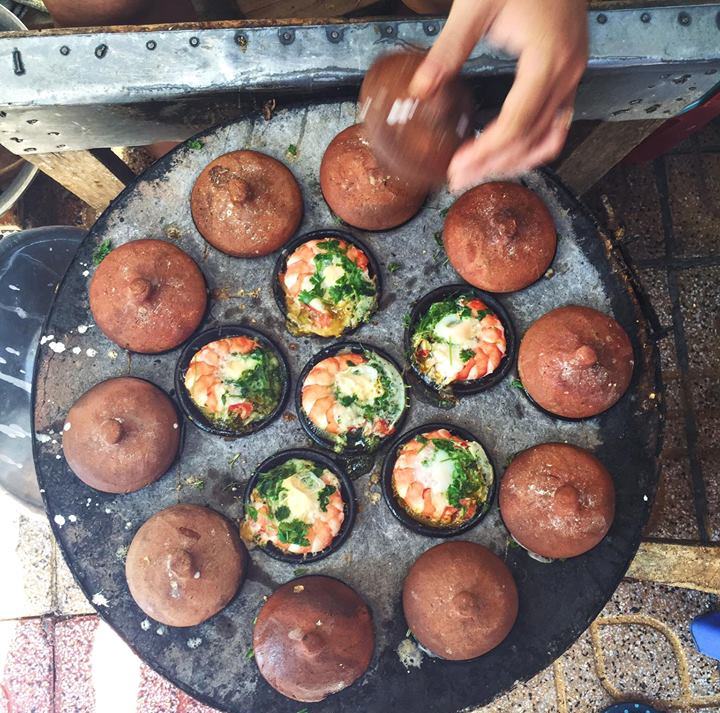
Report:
1,121,719,712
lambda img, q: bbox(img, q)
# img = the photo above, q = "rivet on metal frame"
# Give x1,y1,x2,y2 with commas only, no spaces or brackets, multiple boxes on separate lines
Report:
596,13,608,24
326,28,343,43
235,32,248,49
146,40,157,51
640,12,651,23
12,48,24,75
189,37,200,47
380,24,396,37
423,22,438,36
95,44,108,59
279,29,295,45
678,11,691,26
59,45,70,56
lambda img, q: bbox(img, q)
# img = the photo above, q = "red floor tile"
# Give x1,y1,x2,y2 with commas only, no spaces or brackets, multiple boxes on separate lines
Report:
0,618,53,713
53,616,99,713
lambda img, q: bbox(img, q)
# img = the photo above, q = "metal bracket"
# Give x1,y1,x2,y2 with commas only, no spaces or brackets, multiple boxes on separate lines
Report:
1,4,720,153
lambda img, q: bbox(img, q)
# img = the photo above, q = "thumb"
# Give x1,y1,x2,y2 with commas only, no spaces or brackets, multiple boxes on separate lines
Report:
409,0,499,99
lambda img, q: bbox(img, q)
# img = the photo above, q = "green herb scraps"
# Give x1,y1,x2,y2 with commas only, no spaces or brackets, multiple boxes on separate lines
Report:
187,138,203,150
92,239,112,265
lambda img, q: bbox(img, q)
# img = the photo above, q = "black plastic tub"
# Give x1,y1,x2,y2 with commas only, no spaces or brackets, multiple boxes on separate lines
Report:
243,447,356,564
174,324,291,438
272,228,383,339
381,422,497,538
295,340,409,456
404,283,517,398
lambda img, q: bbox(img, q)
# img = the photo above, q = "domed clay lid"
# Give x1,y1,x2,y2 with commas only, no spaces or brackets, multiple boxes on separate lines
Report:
125,504,247,627
499,442,615,559
253,575,374,702
402,541,518,660
359,51,474,187
62,377,180,494
320,123,426,230
191,150,303,258
518,305,634,419
443,182,557,293
89,238,207,354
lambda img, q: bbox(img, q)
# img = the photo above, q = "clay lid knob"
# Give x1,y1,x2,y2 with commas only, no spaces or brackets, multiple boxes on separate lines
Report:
229,178,252,206
574,345,598,367
299,630,325,658
554,483,582,514
99,418,123,445
494,209,518,242
452,590,482,618
128,277,152,303
167,548,195,579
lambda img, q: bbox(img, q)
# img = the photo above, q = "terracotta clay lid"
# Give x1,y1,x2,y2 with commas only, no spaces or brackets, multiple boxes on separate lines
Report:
443,182,557,293
125,504,247,627
401,0,452,12
89,239,207,354
43,0,144,26
518,305,634,419
62,377,180,494
403,541,518,660
320,124,426,230
253,576,374,703
499,443,615,559
359,51,474,187
191,150,303,257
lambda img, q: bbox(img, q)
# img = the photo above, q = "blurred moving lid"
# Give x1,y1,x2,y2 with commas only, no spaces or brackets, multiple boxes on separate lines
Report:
0,227,85,514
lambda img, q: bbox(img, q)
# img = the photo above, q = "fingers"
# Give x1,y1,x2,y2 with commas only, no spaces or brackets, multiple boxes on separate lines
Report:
409,0,500,99
510,104,575,174
448,65,580,190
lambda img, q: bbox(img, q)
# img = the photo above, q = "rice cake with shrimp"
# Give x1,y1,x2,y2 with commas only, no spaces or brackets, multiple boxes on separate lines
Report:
392,428,493,528
300,347,406,452
410,292,507,389
279,236,378,338
183,334,284,432
242,457,346,556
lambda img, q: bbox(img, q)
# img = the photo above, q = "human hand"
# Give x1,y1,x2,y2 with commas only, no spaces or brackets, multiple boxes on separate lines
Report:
409,0,588,191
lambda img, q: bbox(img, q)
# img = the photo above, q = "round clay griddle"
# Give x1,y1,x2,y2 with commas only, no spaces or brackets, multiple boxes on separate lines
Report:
33,100,661,713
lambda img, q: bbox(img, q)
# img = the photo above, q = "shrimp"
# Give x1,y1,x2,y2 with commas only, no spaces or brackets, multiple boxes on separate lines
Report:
280,238,376,337
392,429,484,526
415,296,507,386
301,353,366,434
243,467,345,555
183,336,259,419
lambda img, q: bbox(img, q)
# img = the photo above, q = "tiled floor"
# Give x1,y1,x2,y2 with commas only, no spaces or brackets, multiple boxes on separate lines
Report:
2,121,720,712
